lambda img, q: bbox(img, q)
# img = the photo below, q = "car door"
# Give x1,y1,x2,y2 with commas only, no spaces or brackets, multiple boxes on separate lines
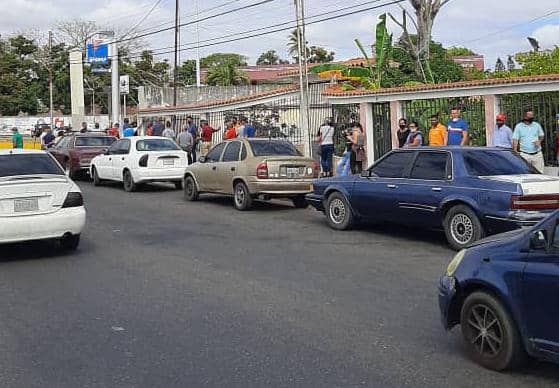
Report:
50,136,71,165
111,139,131,181
95,140,119,179
522,222,559,356
217,141,242,194
197,142,227,192
351,151,415,221
397,151,452,227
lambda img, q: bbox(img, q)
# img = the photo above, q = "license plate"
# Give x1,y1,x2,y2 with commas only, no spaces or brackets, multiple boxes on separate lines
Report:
163,159,174,166
287,167,300,177
14,198,39,213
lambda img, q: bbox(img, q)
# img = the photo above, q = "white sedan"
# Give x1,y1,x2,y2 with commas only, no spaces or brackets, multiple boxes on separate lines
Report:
90,136,188,192
0,149,86,250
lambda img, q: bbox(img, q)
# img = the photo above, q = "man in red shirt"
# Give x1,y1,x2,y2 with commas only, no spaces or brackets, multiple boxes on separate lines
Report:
107,123,120,138
200,120,220,156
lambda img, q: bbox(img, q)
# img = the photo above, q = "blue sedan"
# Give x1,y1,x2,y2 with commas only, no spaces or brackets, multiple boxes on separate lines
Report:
306,147,559,250
439,211,559,370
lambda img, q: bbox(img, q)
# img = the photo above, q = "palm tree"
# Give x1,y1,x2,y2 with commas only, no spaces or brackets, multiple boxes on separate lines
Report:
287,29,309,63
206,62,249,86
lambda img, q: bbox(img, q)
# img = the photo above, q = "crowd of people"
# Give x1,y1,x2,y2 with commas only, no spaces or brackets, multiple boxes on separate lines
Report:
316,119,365,177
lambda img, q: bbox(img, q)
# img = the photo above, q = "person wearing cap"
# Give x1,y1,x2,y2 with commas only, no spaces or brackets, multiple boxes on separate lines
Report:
490,114,513,149
11,127,23,149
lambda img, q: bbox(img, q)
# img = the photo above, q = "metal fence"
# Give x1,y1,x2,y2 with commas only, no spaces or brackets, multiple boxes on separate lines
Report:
500,92,559,165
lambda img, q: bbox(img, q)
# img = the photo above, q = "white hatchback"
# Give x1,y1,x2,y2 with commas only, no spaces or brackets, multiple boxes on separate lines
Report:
90,136,188,192
0,149,86,250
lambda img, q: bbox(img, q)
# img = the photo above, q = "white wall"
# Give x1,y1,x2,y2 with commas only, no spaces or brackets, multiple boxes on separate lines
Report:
0,115,111,135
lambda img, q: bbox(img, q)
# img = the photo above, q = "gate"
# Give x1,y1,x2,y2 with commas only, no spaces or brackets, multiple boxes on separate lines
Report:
372,102,392,160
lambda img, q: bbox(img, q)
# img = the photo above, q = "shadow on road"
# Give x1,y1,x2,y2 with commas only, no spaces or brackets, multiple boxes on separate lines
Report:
197,195,298,212
0,240,77,263
80,180,179,193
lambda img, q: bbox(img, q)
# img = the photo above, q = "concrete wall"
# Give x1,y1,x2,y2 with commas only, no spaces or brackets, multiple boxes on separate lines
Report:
0,115,111,135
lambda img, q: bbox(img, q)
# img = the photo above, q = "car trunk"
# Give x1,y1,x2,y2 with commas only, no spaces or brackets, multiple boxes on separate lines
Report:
263,157,316,179
481,175,559,195
0,176,71,217
146,151,187,169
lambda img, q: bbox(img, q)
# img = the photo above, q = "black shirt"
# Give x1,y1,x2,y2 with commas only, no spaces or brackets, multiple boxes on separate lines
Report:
397,128,410,148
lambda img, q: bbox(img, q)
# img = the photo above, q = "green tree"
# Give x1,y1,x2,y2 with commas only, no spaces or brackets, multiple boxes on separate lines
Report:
206,62,248,86
256,50,289,65
176,60,196,85
447,46,476,57
308,46,335,63
200,53,247,68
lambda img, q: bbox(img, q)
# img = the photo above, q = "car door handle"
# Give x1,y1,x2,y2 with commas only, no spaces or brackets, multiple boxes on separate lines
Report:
212,166,217,171
109,158,112,161
432,187,442,192
121,157,125,160
231,167,236,171
387,184,398,189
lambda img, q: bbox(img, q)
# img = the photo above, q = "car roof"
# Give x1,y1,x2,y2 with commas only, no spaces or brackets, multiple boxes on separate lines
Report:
0,149,47,156
393,146,511,152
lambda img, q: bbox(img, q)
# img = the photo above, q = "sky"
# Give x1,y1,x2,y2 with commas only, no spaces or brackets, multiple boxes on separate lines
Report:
1,0,558,70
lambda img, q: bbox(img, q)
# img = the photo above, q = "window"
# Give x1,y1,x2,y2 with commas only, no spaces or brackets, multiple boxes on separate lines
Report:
240,143,247,160
119,139,131,154
371,152,415,178
136,139,179,152
410,152,449,180
464,150,539,176
249,140,300,156
222,142,241,162
56,137,71,149
75,136,116,147
107,141,121,155
0,154,64,177
206,143,227,162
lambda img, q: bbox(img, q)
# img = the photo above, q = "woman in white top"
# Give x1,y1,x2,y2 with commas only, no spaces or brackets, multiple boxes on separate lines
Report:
317,119,335,177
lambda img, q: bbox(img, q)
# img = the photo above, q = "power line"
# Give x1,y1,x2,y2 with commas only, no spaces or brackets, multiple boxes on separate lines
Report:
120,0,166,39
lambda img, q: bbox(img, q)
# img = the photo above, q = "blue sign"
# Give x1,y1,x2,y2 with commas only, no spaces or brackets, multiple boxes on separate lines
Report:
87,42,109,65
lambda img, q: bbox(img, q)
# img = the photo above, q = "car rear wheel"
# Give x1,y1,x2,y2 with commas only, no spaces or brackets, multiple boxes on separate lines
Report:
184,176,199,201
325,192,354,230
123,170,137,192
65,161,76,180
460,292,526,371
92,166,102,186
59,234,80,251
233,182,253,211
292,195,309,209
444,205,483,250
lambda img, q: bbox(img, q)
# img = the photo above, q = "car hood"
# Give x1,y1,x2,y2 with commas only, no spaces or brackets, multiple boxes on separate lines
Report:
467,228,528,249
480,174,559,195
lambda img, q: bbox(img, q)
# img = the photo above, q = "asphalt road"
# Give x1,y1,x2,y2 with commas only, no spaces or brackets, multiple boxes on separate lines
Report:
1,180,558,388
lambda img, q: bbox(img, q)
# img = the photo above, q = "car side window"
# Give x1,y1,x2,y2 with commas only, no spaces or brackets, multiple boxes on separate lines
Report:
56,137,70,149
240,143,247,160
120,139,131,155
222,142,241,162
410,152,449,180
371,152,415,178
108,141,121,155
206,143,227,162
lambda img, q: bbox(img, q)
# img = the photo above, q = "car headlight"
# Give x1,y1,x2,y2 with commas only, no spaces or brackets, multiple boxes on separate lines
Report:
446,249,466,277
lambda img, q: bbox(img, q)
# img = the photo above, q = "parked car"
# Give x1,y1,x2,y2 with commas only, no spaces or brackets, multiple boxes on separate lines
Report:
439,211,559,370
183,139,319,210
0,149,86,250
306,147,559,250
49,133,117,179
90,136,188,192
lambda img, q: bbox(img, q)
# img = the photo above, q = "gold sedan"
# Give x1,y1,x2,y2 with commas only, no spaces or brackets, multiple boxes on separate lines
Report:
183,139,319,210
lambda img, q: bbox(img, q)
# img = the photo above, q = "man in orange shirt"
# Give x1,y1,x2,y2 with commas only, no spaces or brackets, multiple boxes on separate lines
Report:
428,115,447,146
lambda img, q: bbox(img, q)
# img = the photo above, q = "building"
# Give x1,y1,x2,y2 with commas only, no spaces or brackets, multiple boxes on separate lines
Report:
451,55,485,72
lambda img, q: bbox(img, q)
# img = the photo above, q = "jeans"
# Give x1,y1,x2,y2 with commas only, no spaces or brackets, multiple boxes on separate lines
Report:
320,144,334,174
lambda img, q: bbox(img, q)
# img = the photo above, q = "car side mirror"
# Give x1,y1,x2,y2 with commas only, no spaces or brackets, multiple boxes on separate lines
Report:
360,170,371,178
530,230,548,250
198,156,206,163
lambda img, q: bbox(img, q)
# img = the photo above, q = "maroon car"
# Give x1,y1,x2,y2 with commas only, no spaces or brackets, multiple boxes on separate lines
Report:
49,134,117,179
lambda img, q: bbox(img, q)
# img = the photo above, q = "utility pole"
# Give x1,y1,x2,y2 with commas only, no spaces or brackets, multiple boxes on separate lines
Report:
48,31,54,131
110,38,120,127
173,0,179,107
195,0,201,87
294,0,311,157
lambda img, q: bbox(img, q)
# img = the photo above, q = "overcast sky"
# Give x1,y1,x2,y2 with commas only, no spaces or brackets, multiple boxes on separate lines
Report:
1,0,558,70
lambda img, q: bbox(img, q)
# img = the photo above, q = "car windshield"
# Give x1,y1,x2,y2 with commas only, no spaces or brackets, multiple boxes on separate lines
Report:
463,150,539,176
136,139,180,151
75,136,116,147
249,140,300,157
0,154,64,177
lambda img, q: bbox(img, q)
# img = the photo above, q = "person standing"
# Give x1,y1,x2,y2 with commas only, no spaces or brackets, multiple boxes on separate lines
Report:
396,118,410,148
428,115,447,146
80,122,88,133
152,118,165,137
317,119,335,177
200,120,219,156
108,123,120,138
236,118,246,138
224,123,238,140
42,128,55,149
146,121,154,136
186,116,199,162
177,128,195,164
11,127,23,149
161,121,175,139
244,119,255,138
404,121,423,148
512,110,545,173
348,123,365,175
490,114,513,149
446,108,469,146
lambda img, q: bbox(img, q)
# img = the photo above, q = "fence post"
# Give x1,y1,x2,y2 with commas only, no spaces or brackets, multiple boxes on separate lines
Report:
389,100,403,150
484,94,501,147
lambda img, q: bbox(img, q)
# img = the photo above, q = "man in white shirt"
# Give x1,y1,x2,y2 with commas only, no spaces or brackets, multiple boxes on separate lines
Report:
317,119,335,177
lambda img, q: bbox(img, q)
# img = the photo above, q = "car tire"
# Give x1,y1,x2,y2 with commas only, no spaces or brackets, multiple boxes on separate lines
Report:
60,234,80,251
123,170,137,192
65,161,76,180
184,176,199,201
292,195,309,209
460,291,526,371
325,192,354,230
174,181,183,190
233,181,253,211
444,205,484,250
92,166,102,186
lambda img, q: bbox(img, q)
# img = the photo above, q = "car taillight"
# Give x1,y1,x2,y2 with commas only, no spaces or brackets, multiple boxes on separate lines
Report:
139,154,149,167
256,162,268,179
311,161,320,178
511,194,559,210
62,192,83,208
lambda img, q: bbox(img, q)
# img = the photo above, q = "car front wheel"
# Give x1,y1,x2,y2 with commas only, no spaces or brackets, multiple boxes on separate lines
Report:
444,205,483,250
233,182,253,211
325,192,354,230
460,291,526,371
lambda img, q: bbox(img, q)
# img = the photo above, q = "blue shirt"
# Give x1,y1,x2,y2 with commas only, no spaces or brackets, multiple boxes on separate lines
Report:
187,124,198,139
123,128,135,137
152,123,164,137
446,119,469,146
512,121,544,154
245,125,255,138
490,125,513,148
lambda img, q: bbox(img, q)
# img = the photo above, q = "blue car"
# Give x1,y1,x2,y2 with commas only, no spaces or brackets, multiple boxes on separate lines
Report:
306,147,559,250
439,211,559,370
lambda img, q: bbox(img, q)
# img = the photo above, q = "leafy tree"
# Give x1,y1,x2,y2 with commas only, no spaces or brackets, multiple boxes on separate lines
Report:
176,60,196,85
494,57,505,72
256,50,289,65
200,53,247,68
515,48,559,75
287,29,307,62
308,46,335,63
206,62,248,86
447,46,476,57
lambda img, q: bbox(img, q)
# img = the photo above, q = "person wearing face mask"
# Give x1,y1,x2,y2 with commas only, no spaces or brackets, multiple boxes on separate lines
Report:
512,110,545,173
396,118,410,148
490,114,512,149
404,121,423,148
446,108,469,146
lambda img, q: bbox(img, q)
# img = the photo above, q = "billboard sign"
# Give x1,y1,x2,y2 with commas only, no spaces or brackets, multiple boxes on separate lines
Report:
87,40,109,65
